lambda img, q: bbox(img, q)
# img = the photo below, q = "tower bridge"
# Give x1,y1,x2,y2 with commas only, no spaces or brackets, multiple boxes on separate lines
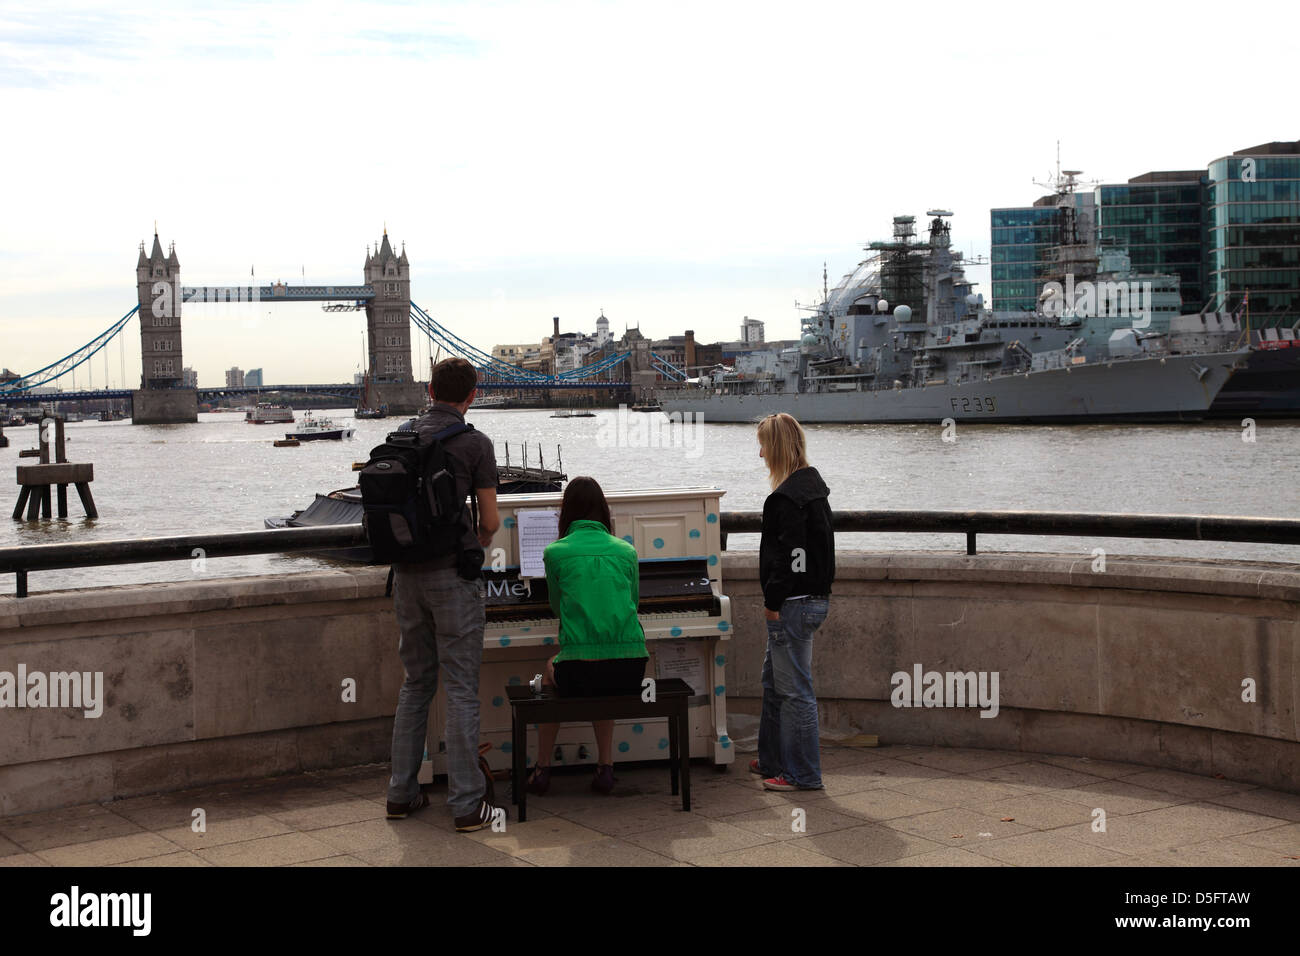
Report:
0,228,676,423
134,229,425,422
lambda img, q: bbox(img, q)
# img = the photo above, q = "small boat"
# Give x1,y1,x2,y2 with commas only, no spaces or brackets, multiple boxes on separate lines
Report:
264,442,565,561
274,438,300,447
550,408,596,418
630,401,662,412
246,403,295,424
286,411,355,441
354,370,390,418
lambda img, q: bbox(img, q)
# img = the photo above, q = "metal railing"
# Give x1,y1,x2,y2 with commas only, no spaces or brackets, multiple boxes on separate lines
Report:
3,510,1300,598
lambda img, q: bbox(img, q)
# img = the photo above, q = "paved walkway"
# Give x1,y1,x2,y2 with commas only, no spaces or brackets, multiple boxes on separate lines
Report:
3,744,1299,866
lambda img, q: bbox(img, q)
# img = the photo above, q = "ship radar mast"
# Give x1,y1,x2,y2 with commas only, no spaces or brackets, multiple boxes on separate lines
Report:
1033,144,1099,247
925,209,954,249
1031,145,1102,300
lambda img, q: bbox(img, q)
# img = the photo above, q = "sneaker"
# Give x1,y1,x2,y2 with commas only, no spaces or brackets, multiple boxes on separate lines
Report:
454,799,504,833
762,775,798,791
386,792,430,819
748,759,764,776
591,764,616,795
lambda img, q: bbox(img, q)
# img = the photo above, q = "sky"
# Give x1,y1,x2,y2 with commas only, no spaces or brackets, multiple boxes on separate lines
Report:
1,0,1296,388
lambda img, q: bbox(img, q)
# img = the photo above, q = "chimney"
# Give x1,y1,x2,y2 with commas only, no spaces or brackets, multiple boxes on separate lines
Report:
553,316,560,341
685,329,696,371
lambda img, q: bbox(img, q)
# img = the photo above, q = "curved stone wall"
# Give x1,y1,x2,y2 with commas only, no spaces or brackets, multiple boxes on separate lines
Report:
0,550,1296,816
724,552,1300,794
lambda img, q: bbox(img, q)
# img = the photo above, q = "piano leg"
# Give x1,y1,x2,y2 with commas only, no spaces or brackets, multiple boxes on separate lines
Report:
709,636,734,765
512,709,527,823
676,694,691,812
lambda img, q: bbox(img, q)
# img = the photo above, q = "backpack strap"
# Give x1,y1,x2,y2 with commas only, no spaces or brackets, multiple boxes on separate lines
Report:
425,421,482,573
428,422,474,443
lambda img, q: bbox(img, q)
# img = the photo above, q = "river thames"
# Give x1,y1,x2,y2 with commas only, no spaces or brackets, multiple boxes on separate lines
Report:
2,407,1298,594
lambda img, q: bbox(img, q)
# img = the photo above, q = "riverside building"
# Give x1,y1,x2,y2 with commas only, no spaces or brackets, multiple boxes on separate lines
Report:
991,139,1300,327
990,191,1095,312
1207,141,1300,327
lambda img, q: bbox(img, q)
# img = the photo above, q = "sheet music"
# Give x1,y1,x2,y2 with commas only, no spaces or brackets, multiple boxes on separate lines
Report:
655,640,707,696
516,509,560,578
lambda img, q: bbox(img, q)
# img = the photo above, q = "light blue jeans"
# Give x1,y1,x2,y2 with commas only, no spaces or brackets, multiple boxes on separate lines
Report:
388,567,486,817
758,596,830,788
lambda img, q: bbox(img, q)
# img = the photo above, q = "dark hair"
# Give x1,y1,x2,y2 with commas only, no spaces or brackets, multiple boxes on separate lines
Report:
430,357,478,404
558,476,613,538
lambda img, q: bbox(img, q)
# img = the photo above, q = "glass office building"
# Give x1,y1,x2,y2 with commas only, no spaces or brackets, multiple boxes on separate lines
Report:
994,142,1299,326
1207,141,1300,327
1095,171,1205,311
990,198,1093,313
990,205,1059,311
991,192,1094,312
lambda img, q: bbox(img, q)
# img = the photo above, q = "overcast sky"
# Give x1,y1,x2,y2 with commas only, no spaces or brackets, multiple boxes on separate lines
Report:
1,0,1295,388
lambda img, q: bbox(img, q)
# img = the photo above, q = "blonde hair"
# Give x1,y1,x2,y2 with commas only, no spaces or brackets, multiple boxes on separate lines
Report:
757,413,810,490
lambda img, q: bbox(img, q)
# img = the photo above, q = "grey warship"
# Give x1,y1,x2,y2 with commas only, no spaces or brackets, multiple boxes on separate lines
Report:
659,212,1248,424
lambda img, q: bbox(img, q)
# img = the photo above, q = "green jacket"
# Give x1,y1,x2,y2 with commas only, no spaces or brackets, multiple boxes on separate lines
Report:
543,519,646,663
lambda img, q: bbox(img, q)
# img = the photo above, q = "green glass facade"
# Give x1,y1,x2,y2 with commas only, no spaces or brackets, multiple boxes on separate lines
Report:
1207,153,1300,327
993,143,1300,326
1096,181,1205,311
990,206,1061,311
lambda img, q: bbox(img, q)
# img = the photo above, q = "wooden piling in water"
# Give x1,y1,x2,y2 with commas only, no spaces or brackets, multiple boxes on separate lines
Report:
11,416,97,521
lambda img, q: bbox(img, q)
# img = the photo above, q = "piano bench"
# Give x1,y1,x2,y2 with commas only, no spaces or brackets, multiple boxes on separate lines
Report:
505,677,694,823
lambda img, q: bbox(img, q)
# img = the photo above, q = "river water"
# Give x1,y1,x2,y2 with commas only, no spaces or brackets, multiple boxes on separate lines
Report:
2,407,1298,595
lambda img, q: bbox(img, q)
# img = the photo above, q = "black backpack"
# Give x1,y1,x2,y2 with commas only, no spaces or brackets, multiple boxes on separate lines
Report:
359,423,479,588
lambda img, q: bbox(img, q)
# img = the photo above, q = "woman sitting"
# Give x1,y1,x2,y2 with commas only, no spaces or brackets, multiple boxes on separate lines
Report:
528,476,648,796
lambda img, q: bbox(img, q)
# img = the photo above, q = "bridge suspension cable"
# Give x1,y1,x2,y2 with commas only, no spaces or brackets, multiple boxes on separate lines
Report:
409,302,636,384
649,350,688,382
1,305,139,396
409,302,546,381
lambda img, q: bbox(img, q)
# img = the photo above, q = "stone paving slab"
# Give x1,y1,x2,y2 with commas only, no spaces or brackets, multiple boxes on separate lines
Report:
966,830,1131,867
3,744,1297,867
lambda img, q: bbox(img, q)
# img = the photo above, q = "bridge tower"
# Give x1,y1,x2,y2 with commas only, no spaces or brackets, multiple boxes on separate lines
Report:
364,230,413,382
363,229,426,412
132,231,197,423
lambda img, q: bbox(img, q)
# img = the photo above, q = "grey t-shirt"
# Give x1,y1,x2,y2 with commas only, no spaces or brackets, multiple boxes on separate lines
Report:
395,402,498,570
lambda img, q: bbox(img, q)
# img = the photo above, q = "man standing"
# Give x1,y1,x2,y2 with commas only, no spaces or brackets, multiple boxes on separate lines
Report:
386,357,503,832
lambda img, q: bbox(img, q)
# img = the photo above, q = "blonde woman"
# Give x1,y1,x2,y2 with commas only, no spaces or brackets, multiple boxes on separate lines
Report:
753,413,834,790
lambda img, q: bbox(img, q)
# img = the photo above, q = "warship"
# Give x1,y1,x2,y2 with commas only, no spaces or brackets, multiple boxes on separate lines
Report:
659,212,1249,424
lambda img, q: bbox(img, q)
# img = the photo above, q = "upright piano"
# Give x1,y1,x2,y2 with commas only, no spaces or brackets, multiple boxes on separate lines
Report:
419,487,734,780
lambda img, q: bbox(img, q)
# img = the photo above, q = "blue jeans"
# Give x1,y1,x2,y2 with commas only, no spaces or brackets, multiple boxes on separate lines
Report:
758,596,829,788
388,567,486,817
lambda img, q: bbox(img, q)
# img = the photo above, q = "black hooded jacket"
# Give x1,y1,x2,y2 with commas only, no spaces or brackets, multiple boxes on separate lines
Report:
759,466,834,612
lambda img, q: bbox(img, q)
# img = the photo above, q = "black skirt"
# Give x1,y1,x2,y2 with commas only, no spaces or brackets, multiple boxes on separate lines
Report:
552,657,648,697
